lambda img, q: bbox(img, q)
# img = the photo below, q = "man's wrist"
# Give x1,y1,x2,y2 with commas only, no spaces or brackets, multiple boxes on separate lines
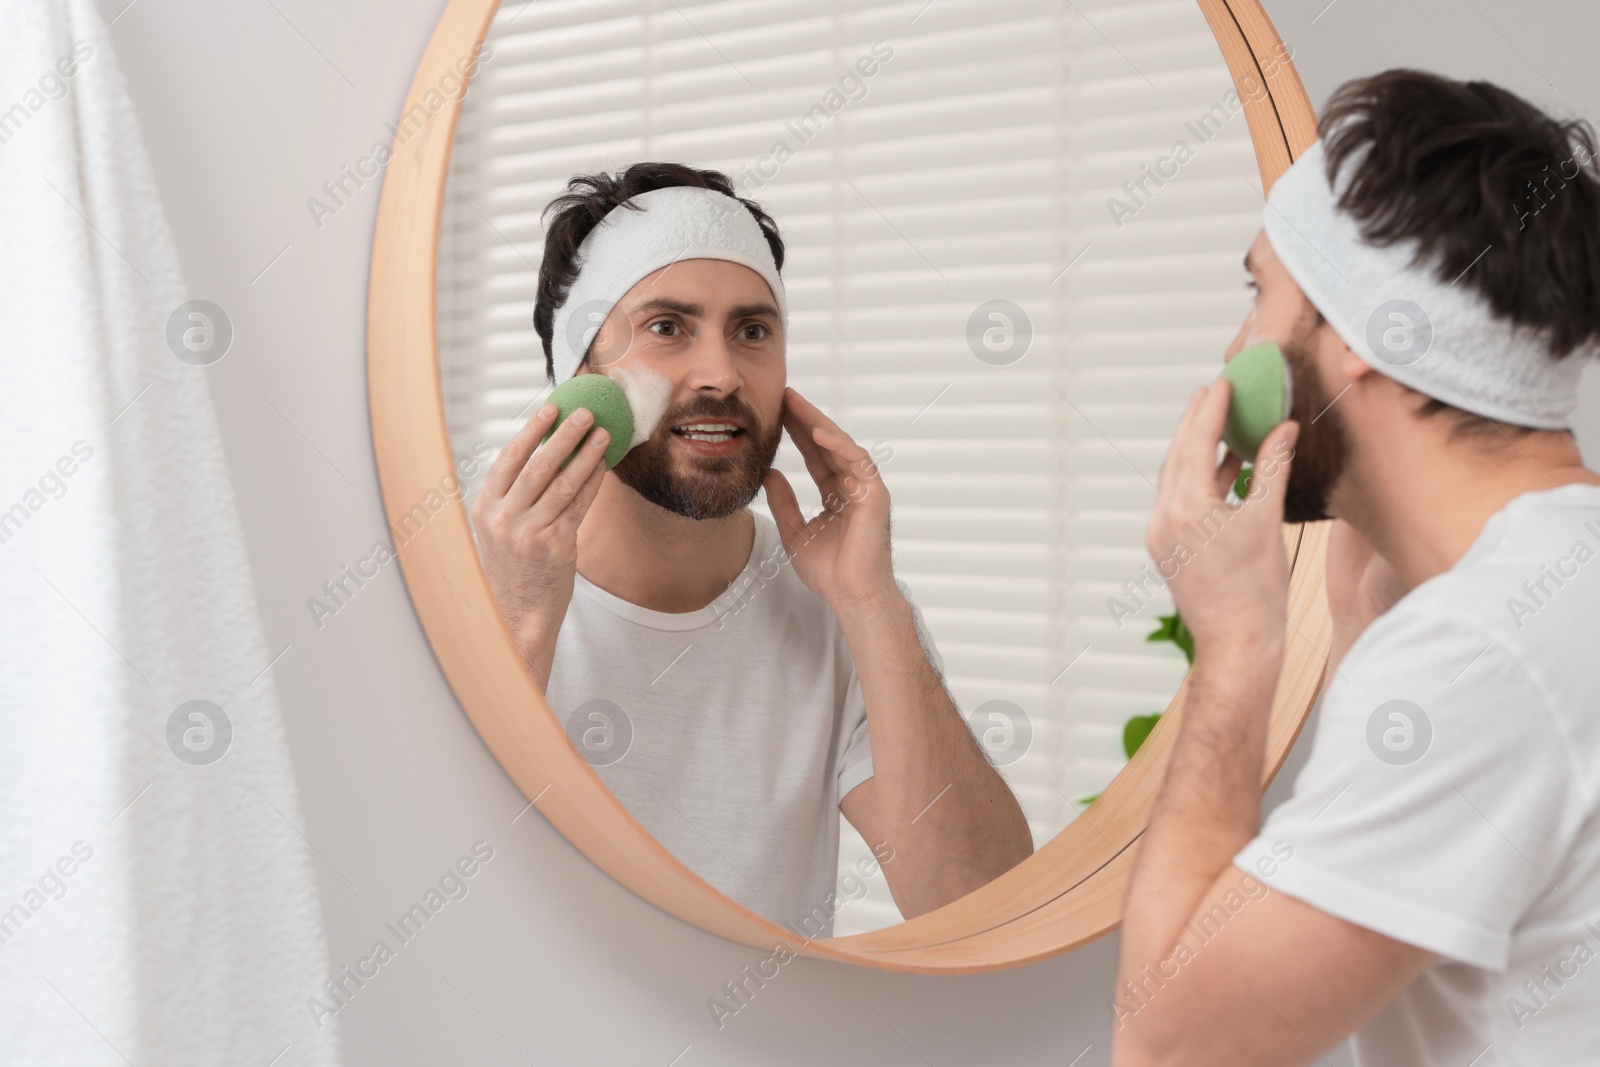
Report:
832,585,908,643
833,580,909,631
1201,626,1285,658
506,610,560,662
1190,626,1287,694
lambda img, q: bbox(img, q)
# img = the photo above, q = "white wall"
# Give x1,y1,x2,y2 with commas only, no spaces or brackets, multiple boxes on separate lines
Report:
100,0,1596,1064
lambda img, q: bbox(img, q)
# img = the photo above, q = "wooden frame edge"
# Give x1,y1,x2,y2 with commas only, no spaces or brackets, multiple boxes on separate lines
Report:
366,0,1324,974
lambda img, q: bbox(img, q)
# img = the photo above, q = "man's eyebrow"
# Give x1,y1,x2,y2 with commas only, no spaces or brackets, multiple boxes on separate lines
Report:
628,297,780,321
1243,249,1257,275
631,297,703,317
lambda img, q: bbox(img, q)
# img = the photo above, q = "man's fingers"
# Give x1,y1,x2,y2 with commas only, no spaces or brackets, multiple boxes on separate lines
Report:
1157,387,1208,500
1215,451,1245,500
553,447,609,535
781,388,848,464
480,402,559,502
782,386,846,438
779,393,831,459
781,405,842,498
782,388,881,503
1245,420,1299,516
763,468,807,545
811,426,878,483
1175,380,1232,491
504,409,598,512
790,427,838,495
527,426,609,527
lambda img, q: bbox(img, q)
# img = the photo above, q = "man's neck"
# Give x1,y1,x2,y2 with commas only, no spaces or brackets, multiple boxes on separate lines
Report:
574,473,756,614
1336,430,1599,591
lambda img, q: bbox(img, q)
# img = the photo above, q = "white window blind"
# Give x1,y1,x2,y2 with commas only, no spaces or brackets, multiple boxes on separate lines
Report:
437,0,1261,936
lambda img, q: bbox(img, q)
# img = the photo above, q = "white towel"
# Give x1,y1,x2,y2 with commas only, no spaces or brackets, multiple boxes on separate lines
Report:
0,3,341,1065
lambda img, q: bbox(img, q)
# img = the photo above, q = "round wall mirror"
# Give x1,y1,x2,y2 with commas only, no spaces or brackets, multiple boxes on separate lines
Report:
368,0,1327,972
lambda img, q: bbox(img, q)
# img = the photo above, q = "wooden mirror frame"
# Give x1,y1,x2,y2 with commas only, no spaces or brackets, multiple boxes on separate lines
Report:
368,0,1325,974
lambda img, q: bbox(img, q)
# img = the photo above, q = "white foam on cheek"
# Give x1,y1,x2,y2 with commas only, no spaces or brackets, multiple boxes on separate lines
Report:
610,362,674,450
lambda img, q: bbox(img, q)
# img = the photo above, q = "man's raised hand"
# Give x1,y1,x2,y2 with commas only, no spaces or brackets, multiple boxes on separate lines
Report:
1146,380,1300,658
470,401,610,659
763,387,896,613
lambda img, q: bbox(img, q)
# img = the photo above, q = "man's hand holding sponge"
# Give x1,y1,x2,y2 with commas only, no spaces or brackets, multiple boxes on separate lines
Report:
540,364,672,469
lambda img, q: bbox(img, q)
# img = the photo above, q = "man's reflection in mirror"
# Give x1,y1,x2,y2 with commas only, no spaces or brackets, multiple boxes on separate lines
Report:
469,164,1032,935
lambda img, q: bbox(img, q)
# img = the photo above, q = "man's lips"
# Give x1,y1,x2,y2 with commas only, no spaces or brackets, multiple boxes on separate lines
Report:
669,421,745,456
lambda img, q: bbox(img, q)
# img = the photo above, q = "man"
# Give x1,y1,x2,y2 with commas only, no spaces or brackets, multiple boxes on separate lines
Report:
471,164,1032,936
1115,71,1600,1064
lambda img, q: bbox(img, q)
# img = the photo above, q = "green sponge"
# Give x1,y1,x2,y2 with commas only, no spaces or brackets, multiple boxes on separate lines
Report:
541,374,634,469
1220,340,1292,459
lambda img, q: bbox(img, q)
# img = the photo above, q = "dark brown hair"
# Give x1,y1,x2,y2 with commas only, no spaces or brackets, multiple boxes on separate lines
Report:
1320,70,1600,361
532,162,786,384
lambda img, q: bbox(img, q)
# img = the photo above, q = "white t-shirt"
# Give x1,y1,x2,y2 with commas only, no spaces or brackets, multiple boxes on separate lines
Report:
545,509,943,937
1234,483,1600,1066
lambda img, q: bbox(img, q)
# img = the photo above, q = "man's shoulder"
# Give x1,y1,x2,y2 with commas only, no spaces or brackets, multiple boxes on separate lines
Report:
1331,520,1600,783
1336,591,1520,707
1350,488,1600,682
1339,575,1554,712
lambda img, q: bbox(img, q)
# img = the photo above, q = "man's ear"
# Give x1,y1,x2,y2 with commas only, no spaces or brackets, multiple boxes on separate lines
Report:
1338,348,1374,385
1313,313,1372,385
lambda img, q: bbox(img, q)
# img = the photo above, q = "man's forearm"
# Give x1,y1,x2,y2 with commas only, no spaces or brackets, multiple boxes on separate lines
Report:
1120,634,1283,967
837,588,1033,916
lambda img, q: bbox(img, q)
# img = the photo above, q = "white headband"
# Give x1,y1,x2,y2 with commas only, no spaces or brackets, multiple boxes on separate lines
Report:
1263,137,1592,429
547,184,788,387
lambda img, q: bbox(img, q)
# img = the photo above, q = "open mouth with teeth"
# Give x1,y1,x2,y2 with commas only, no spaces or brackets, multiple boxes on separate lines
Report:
669,421,746,452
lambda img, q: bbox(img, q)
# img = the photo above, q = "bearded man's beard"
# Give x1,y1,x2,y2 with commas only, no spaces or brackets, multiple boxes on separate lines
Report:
1278,328,1351,525
610,394,782,520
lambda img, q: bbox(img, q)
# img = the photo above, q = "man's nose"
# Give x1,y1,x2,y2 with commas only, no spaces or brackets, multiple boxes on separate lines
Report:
682,329,742,394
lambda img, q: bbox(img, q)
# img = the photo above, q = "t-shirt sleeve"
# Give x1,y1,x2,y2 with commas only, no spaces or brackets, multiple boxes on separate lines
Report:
1232,611,1581,971
837,693,874,799
836,579,946,798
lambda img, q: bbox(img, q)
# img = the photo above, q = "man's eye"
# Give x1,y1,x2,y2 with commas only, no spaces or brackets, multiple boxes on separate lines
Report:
650,320,679,336
741,323,769,341
1245,280,1260,293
